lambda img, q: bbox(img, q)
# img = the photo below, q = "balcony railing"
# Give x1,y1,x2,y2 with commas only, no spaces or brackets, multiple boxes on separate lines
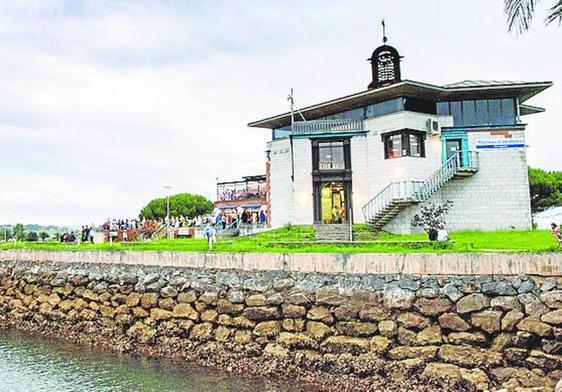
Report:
292,119,364,134
319,160,345,170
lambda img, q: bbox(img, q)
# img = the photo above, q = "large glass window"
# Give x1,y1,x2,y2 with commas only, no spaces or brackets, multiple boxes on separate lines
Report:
318,141,345,170
436,98,516,127
365,97,404,119
383,130,425,159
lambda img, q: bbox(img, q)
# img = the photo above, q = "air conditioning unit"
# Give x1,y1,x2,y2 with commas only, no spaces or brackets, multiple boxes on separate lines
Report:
426,119,440,135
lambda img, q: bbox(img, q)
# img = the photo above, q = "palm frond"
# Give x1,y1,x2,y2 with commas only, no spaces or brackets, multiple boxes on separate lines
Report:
505,0,541,33
545,0,562,25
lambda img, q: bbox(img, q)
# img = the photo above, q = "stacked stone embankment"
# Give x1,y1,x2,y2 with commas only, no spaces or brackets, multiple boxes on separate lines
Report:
0,254,560,391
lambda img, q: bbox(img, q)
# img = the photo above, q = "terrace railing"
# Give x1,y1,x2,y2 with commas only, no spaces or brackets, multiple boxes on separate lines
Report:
292,119,363,134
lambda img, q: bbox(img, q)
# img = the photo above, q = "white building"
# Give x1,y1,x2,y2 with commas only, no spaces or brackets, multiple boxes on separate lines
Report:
248,40,552,235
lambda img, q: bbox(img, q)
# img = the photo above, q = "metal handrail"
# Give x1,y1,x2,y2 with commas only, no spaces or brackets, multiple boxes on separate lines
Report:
292,119,363,134
362,151,479,224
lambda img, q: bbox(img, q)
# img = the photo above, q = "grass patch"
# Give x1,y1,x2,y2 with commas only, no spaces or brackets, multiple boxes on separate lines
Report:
0,226,558,254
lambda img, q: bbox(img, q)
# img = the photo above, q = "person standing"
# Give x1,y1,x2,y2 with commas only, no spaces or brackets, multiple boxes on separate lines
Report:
204,222,217,251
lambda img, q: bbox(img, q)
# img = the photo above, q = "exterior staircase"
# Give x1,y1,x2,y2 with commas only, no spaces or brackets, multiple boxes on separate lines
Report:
314,223,351,241
362,151,479,230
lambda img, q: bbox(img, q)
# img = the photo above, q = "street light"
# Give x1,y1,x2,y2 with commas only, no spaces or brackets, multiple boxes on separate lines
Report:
163,185,173,237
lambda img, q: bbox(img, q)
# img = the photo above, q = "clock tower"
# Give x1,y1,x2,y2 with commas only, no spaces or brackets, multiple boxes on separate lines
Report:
367,20,402,90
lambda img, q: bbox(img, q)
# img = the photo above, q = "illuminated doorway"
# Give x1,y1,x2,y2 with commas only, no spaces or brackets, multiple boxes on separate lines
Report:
321,182,346,224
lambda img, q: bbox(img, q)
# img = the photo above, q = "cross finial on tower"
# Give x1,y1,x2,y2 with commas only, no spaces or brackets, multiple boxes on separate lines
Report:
382,19,387,43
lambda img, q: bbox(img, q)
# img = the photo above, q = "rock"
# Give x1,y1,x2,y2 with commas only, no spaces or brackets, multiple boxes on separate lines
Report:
199,291,218,305
58,300,75,312
456,293,490,314
491,296,521,311
189,322,213,341
140,293,159,309
369,336,391,353
315,287,345,306
243,306,280,321
231,316,256,329
438,312,470,332
526,349,561,371
541,278,558,292
227,290,245,304
306,321,332,340
334,321,377,337
319,336,370,354
115,304,129,315
131,307,148,318
126,321,156,343
172,303,198,321
214,326,231,342
460,368,490,391
541,309,562,325
358,307,388,322
264,343,289,358
397,326,417,346
253,321,281,337
517,317,552,337
177,291,197,303
442,283,463,302
126,292,141,307
216,299,235,315
383,286,414,310
80,309,97,321
282,318,305,332
414,297,452,316
46,293,61,307
471,310,502,333
245,294,267,307
307,306,333,324
482,280,516,296
234,330,253,345
491,367,555,389
416,326,442,345
111,293,128,306
388,346,438,361
282,304,306,318
150,308,173,321
448,331,488,346
543,339,562,355
287,293,309,305
266,293,284,306
201,309,218,323
396,312,430,330
491,332,513,351
540,291,562,309
158,298,176,311
333,305,360,320
421,363,460,383
512,331,541,348
504,347,529,366
438,344,503,367
277,332,316,349
378,320,397,337
502,309,525,331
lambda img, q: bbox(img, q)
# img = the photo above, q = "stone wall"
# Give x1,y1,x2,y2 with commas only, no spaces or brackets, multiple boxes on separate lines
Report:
0,258,560,391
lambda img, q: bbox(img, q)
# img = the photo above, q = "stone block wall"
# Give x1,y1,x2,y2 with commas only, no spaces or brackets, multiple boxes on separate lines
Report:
0,260,560,391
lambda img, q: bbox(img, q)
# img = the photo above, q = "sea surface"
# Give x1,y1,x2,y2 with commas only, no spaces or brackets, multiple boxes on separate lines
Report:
0,330,297,392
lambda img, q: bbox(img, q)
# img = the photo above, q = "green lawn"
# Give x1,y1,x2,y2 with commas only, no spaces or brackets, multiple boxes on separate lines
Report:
0,226,559,253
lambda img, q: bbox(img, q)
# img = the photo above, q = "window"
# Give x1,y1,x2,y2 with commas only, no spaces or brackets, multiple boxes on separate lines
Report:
383,130,425,159
318,141,345,170
437,98,517,127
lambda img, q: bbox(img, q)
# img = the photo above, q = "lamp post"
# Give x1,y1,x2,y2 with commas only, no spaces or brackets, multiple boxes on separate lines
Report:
163,185,172,238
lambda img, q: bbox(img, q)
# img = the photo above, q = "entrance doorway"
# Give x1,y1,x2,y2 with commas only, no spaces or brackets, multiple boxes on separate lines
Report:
321,182,346,224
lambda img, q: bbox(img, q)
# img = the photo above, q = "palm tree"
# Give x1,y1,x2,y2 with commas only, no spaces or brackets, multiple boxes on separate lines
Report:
505,0,562,32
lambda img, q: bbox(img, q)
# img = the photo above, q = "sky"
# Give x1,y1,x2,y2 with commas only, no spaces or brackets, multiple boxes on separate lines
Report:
0,0,560,227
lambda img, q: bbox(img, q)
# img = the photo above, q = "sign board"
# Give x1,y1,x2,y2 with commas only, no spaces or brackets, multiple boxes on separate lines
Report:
475,131,525,150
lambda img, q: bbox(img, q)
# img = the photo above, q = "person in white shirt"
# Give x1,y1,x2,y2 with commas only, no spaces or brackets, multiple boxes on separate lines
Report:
437,228,449,242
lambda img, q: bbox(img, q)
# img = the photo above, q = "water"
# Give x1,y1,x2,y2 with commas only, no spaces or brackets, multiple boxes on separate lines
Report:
0,330,295,392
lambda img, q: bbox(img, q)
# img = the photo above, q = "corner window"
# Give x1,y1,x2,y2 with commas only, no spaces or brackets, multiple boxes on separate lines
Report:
318,141,345,170
383,130,425,159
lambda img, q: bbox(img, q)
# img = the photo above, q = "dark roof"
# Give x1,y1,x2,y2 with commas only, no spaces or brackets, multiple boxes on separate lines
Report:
248,80,552,130
217,175,266,185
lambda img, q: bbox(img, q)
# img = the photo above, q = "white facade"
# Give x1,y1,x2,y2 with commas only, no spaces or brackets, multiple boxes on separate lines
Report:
267,111,533,233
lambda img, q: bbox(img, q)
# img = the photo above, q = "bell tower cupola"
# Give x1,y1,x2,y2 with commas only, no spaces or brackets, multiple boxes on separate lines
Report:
368,19,402,90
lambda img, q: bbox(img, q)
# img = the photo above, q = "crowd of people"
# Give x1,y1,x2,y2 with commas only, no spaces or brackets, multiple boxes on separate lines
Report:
551,223,562,244
217,189,267,202
214,209,267,230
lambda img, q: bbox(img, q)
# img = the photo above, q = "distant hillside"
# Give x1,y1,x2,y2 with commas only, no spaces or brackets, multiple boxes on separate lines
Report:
0,224,74,233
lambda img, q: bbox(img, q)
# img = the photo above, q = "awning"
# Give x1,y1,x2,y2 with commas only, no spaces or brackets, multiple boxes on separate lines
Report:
241,205,263,209
217,205,237,210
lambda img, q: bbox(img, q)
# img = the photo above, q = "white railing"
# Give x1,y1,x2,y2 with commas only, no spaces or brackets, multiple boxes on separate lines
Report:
362,151,479,224
319,160,345,170
292,119,363,134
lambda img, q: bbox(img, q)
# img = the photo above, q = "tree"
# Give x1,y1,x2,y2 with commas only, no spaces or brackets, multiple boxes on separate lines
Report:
529,167,562,213
139,193,214,220
13,223,25,241
505,0,562,33
411,201,454,233
39,232,50,242
0,227,12,241
26,231,39,242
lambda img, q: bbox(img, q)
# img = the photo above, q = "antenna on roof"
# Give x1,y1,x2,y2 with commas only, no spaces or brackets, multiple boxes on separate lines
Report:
382,18,387,43
287,88,306,132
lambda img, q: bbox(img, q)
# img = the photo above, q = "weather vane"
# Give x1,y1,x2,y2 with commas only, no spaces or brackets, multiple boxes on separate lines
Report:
382,18,387,43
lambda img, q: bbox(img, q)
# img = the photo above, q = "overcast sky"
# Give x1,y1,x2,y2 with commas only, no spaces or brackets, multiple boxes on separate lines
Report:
0,1,560,226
